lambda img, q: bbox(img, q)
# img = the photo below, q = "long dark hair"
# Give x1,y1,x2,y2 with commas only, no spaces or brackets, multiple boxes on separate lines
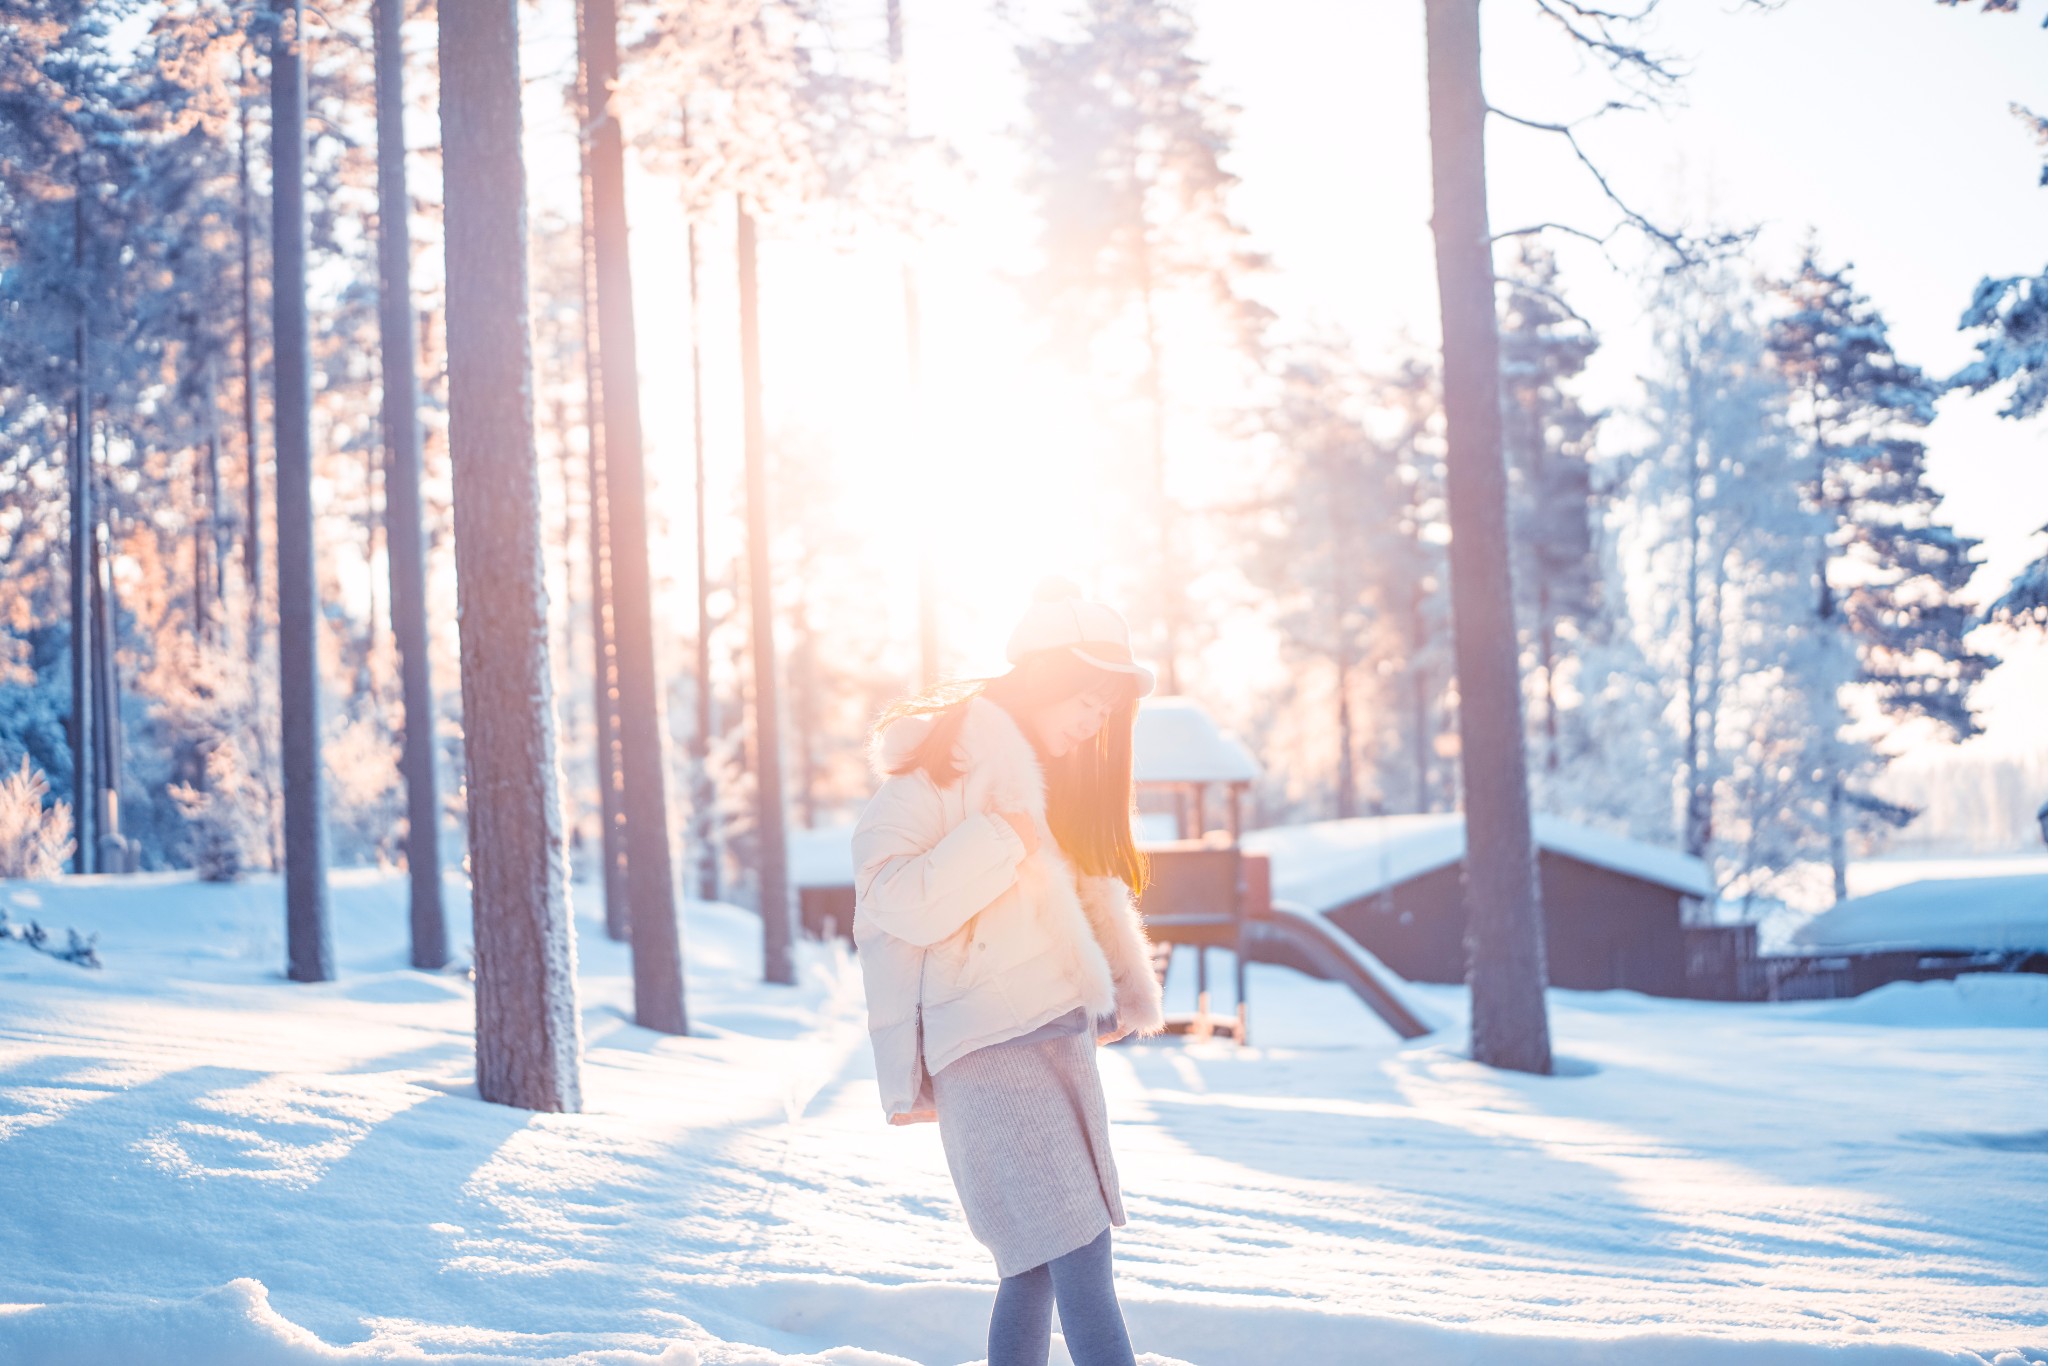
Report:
871,651,1150,896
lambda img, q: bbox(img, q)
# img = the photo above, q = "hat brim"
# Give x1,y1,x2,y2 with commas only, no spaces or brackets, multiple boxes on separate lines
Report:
1069,647,1156,697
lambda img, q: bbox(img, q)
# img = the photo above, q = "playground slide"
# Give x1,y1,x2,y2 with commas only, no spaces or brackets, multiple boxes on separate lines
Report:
1241,903,1433,1040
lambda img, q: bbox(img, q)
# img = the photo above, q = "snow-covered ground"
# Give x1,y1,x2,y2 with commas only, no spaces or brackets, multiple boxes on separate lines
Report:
2,871,2045,1365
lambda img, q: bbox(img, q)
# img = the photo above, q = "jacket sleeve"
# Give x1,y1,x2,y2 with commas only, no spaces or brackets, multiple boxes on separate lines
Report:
852,777,1029,948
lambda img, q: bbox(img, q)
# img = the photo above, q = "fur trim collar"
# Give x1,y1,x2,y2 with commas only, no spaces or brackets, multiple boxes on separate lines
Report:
867,695,1046,817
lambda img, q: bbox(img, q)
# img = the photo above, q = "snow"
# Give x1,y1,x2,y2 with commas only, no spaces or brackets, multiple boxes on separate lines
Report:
3,871,2046,1363
1241,813,1715,912
788,824,857,890
1132,698,1260,785
1792,873,2048,953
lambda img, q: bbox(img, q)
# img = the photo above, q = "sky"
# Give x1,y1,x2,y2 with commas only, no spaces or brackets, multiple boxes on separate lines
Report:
512,0,2048,759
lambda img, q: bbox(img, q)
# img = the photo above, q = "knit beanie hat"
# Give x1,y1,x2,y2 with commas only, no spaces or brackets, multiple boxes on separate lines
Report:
1003,578,1156,697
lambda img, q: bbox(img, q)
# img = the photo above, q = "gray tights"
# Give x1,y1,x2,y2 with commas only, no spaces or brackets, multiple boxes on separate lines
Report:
987,1227,1137,1366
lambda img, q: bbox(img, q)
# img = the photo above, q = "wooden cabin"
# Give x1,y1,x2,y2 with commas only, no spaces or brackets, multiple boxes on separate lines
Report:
1241,813,1723,998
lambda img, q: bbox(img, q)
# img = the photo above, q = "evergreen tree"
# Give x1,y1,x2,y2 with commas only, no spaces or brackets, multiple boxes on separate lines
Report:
1423,0,1550,1076
1373,358,1457,816
373,0,449,970
438,2,584,1114
1952,267,2048,625
1765,248,1994,901
1498,241,1602,778
1625,256,1824,899
577,0,687,1032
631,0,906,985
268,0,335,980
1244,339,1405,819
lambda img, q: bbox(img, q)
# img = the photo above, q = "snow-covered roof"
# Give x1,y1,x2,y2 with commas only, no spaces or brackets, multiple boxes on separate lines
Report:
787,823,856,890
1791,874,2048,954
1240,812,1714,912
1132,696,1261,785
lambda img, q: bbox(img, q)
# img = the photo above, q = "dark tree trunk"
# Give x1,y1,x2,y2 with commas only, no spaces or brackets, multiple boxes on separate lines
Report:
687,200,719,903
578,0,686,1030
194,435,210,644
91,484,126,870
739,202,796,986
579,156,630,943
240,59,264,664
69,194,94,875
439,0,584,1114
1423,0,1551,1075
374,0,449,970
271,0,334,983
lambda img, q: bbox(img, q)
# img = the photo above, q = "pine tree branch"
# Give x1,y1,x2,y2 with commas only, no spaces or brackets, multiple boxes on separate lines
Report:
1494,273,1599,332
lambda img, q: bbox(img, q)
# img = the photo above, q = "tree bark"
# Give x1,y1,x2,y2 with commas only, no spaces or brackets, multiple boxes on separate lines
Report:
687,200,720,902
439,0,584,1113
739,202,796,986
575,80,630,943
69,187,94,876
577,0,686,1030
373,0,449,970
1423,0,1551,1075
271,0,334,983
239,58,264,665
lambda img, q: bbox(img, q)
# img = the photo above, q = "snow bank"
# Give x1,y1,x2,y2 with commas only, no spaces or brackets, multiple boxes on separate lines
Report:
1792,873,2048,953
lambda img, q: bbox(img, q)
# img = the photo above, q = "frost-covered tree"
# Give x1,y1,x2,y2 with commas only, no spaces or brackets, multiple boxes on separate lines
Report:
1952,268,2048,625
1765,249,1994,902
1498,241,1603,777
1373,358,1458,816
1623,258,1824,900
1017,0,1270,698
1243,340,1407,819
631,0,907,985
0,757,73,880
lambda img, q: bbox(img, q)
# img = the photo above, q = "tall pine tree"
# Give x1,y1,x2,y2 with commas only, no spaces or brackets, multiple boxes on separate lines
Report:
1765,248,1994,902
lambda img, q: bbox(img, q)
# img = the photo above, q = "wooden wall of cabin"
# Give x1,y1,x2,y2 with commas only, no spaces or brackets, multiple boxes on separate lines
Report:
1325,856,1689,996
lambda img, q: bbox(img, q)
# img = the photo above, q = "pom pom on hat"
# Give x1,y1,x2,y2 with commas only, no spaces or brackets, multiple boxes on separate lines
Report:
1032,575,1085,605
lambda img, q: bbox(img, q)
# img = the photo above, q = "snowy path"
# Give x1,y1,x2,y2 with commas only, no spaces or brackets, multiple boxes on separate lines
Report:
1,871,2044,1364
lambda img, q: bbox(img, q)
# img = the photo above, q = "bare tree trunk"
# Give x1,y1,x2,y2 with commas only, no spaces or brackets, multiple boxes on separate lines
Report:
439,0,584,1114
374,0,449,970
91,512,115,863
739,202,796,986
578,0,686,1031
576,105,630,943
1423,0,1551,1075
91,478,127,871
1680,337,1713,859
194,434,211,644
69,190,95,875
239,57,264,665
687,204,719,903
271,0,334,982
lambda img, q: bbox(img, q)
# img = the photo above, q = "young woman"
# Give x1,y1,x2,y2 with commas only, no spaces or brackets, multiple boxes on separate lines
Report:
851,580,1167,1366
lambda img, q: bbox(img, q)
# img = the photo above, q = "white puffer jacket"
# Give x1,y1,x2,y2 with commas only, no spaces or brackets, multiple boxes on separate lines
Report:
851,694,1167,1126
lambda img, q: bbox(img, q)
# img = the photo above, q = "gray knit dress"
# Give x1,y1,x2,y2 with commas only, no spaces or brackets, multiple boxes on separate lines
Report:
930,1007,1127,1279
